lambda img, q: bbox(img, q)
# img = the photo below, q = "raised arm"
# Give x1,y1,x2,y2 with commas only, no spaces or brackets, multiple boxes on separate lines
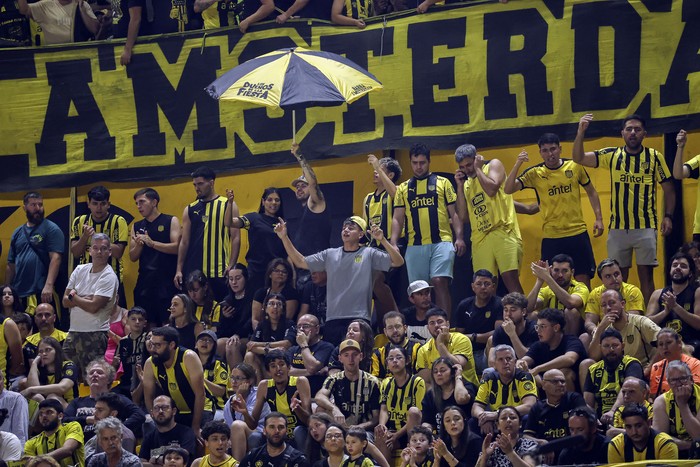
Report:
474,157,506,198
504,150,528,195
368,154,398,198
292,143,326,212
673,130,689,179
274,218,308,269
572,114,598,167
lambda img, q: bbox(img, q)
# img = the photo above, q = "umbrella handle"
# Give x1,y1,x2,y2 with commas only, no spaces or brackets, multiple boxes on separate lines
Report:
292,109,296,144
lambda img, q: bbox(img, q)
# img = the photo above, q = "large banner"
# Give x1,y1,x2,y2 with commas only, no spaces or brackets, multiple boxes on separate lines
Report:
1,0,699,192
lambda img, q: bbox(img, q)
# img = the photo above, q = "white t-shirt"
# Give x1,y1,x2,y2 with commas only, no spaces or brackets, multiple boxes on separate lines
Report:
0,431,22,461
67,263,118,332
28,0,96,44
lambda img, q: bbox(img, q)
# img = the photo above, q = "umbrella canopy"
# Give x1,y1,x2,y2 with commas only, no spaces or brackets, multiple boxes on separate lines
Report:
205,47,382,111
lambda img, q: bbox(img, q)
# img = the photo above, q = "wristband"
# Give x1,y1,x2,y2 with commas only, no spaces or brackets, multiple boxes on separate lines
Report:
300,345,309,350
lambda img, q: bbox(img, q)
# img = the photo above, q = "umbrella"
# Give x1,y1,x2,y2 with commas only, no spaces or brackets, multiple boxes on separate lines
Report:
205,46,382,141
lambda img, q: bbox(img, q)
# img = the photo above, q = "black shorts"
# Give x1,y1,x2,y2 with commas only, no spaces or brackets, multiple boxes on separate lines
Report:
541,231,596,279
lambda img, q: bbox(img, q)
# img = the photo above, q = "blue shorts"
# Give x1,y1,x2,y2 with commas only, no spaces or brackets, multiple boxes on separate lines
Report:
405,242,455,282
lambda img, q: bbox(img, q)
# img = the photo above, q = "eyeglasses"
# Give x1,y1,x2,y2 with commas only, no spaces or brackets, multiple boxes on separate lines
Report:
272,269,288,275
668,376,691,384
534,324,551,331
298,324,317,330
267,302,284,308
543,378,566,385
325,433,343,440
152,405,172,412
568,408,596,423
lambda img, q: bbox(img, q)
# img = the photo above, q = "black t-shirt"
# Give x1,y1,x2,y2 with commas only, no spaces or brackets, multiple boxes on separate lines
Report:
400,305,431,344
116,332,147,390
139,423,197,462
0,0,30,46
219,292,253,339
558,433,609,465
523,392,586,440
421,385,477,436
113,0,146,38
525,334,587,371
252,318,295,343
142,0,202,35
492,319,539,349
133,214,177,298
240,444,310,467
287,340,334,395
300,282,327,326
240,212,288,275
454,296,503,351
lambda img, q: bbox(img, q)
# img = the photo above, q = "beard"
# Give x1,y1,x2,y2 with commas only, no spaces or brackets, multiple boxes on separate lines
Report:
26,209,44,224
154,415,174,427
41,418,60,432
267,435,285,448
671,274,691,285
151,349,171,364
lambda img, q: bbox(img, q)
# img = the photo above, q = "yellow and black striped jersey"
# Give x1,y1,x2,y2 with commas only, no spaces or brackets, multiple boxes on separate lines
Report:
594,146,672,230
203,357,228,411
185,196,230,279
608,430,677,462
394,174,456,246
71,213,129,282
371,338,422,379
265,376,301,438
151,346,196,414
363,190,397,248
584,355,644,416
380,374,425,431
474,370,538,410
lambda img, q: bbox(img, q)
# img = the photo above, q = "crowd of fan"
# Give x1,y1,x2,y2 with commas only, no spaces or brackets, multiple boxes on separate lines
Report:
2,114,700,466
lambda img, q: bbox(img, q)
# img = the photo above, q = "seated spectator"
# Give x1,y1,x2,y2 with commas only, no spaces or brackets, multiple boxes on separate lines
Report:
343,428,374,467
646,252,700,356
652,360,700,455
558,406,609,465
17,0,98,44
64,358,145,442
582,328,644,421
111,306,148,399
84,393,136,460
588,289,659,366
0,284,23,319
186,270,221,332
239,412,309,467
527,255,589,335
21,336,78,408
306,413,334,465
192,420,238,467
328,319,374,375
0,408,22,461
23,303,67,362
415,308,479,387
317,423,346,467
139,395,197,466
330,0,370,28
13,311,34,375
287,313,334,395
226,363,270,461
454,270,503,374
374,345,424,462
487,292,538,366
421,357,475,435
316,339,380,431
23,399,84,467
252,259,299,329
524,369,586,450
245,293,295,378
219,264,253,359
401,280,434,344
517,308,586,391
195,330,227,421
399,427,434,467
608,403,677,462
607,377,653,439
168,293,204,351
87,416,141,467
26,456,64,467
434,406,482,467
371,311,422,379
299,271,327,328
472,345,537,435
648,327,700,398
0,369,29,446
476,406,535,467
583,258,644,340
162,446,190,467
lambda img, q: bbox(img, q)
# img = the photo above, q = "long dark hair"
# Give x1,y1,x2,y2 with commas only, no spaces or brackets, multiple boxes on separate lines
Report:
349,319,374,371
305,412,335,463
258,187,285,219
0,284,23,314
439,405,478,461
169,294,197,326
38,336,66,382
186,270,216,326
264,258,294,289
431,357,457,411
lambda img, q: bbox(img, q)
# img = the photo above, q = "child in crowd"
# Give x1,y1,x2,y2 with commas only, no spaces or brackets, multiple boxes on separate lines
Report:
192,420,238,467
401,426,434,467
162,446,190,467
341,428,374,467
111,307,148,399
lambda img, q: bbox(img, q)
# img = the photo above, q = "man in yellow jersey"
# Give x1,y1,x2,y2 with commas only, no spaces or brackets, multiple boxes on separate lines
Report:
583,258,645,347
454,144,524,294
175,166,239,301
527,254,589,335
652,360,700,457
609,403,677,462
143,326,206,440
607,377,653,439
392,143,465,316
71,185,129,307
573,114,676,305
23,399,85,467
364,154,402,319
505,133,604,288
23,303,67,361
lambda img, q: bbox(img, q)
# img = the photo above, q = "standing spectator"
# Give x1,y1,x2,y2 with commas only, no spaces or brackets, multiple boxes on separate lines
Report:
87,417,141,467
143,326,206,439
139,395,197,465
225,187,287,295
70,186,129,307
504,133,603,287
141,0,201,33
236,0,273,33
111,306,148,399
331,0,370,28
23,399,84,467
276,216,402,346
673,129,700,242
298,271,327,327
62,233,119,380
130,187,180,327
392,143,464,316
454,144,524,294
363,154,403,319
0,0,32,46
6,192,64,315
573,113,676,304
0,368,28,446
175,167,239,301
454,270,503,374
287,143,331,290
112,0,143,65
17,0,98,44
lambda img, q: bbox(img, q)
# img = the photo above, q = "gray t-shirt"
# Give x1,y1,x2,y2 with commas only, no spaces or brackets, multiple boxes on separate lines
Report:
305,246,391,322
